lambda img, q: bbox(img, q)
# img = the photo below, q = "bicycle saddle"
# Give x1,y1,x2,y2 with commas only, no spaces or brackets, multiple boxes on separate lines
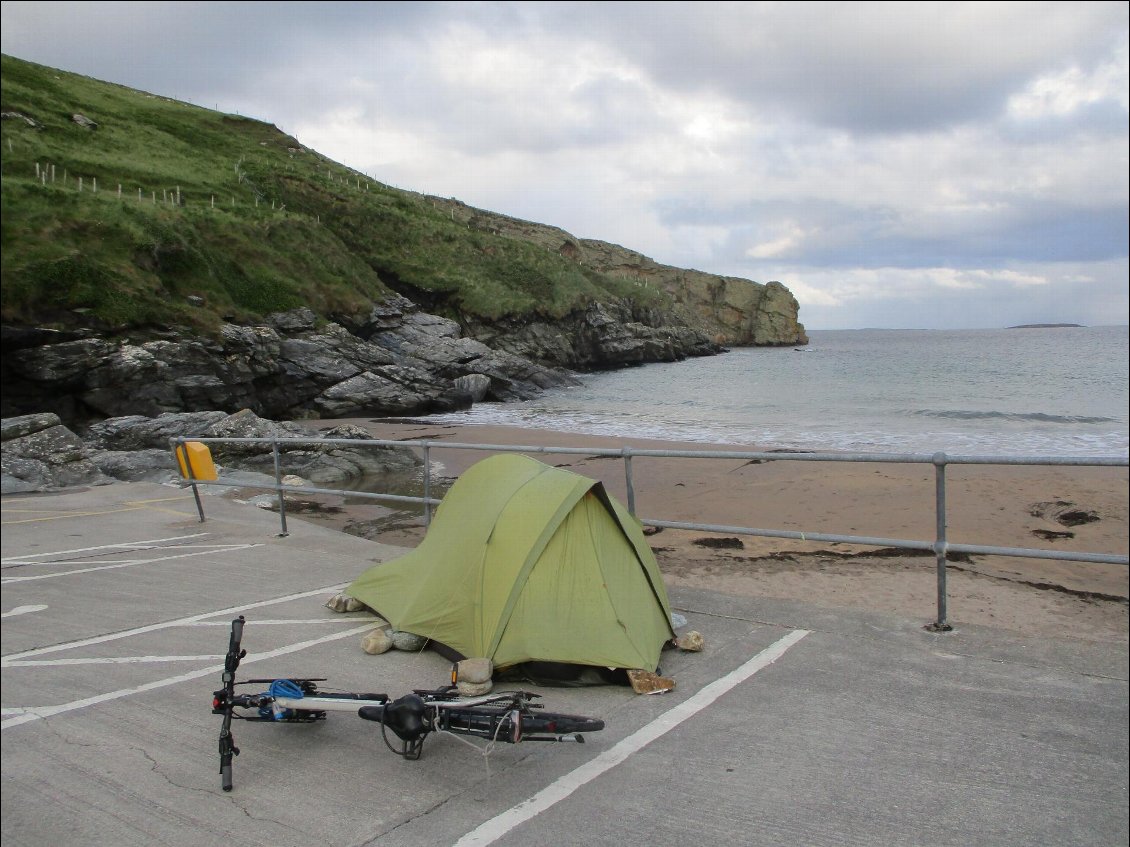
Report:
360,693,427,741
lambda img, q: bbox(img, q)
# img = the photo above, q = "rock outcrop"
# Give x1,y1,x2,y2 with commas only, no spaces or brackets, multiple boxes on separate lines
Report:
0,301,558,425
0,292,732,426
1,412,108,492
433,197,809,347
576,241,808,347
1,409,421,494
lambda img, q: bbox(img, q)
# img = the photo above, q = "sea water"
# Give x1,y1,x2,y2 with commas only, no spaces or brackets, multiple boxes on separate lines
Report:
419,325,1129,458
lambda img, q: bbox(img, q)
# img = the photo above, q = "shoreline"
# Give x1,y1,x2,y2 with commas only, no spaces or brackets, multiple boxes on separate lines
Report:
283,417,1128,644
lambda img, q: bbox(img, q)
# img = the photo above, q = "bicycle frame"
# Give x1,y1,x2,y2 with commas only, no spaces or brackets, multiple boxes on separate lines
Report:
212,617,602,791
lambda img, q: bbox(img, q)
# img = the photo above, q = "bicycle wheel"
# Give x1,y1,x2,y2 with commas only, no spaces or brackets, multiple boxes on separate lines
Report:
520,711,604,735
438,706,517,740
437,705,604,742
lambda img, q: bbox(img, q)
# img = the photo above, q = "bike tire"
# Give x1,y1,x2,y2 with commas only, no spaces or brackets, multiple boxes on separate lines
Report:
521,711,605,735
439,706,603,740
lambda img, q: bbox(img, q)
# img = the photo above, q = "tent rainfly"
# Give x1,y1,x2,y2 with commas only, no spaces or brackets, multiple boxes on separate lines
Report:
347,453,676,673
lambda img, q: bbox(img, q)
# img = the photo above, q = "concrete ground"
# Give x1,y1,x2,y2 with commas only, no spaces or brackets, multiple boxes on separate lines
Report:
2,481,1126,847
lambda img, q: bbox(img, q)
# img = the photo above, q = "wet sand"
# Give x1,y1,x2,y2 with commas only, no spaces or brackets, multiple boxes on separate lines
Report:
284,418,1128,644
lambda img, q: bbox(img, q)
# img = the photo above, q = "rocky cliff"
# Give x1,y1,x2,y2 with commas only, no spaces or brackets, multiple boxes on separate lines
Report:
4,291,743,426
0,53,808,430
433,197,808,347
1,275,803,428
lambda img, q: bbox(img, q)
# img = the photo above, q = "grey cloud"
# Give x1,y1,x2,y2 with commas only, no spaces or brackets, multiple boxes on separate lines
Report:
543,1,1128,134
1000,99,1130,142
0,1,444,114
657,196,1129,269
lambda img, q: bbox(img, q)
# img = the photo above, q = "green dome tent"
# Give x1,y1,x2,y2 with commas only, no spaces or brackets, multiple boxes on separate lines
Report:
347,453,676,673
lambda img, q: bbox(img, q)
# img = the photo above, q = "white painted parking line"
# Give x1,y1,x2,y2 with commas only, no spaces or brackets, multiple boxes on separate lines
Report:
6,655,226,667
1,621,379,730
188,618,371,626
452,629,811,847
1,604,48,618
0,534,210,563
0,544,261,583
4,620,383,666
2,583,353,663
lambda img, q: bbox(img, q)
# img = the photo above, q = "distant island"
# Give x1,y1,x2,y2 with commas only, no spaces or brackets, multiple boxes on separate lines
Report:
1007,323,1085,329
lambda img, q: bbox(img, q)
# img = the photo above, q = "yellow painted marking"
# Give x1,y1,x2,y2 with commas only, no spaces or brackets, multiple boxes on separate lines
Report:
1,495,194,525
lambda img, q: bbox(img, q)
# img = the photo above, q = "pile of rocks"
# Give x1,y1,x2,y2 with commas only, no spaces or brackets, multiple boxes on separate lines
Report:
0,409,419,494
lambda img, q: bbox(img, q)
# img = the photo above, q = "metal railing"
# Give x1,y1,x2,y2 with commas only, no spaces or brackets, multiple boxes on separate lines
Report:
172,435,1129,632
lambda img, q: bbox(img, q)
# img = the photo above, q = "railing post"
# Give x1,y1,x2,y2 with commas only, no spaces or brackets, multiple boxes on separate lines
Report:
927,452,953,632
177,438,206,523
423,444,432,527
623,448,636,516
272,440,289,537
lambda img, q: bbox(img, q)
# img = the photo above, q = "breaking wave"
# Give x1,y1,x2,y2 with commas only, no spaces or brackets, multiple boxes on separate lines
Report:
908,409,1117,425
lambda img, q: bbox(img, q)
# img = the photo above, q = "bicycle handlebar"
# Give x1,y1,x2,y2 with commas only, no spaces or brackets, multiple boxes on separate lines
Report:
216,615,246,791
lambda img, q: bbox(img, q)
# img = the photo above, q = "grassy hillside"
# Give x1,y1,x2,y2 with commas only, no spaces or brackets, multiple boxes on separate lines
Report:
0,54,663,335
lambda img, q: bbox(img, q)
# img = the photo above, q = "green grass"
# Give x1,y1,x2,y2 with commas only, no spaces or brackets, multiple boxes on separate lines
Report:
1,54,669,335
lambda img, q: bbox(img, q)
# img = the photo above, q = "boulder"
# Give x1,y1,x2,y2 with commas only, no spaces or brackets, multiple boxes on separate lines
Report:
391,630,428,652
676,631,705,652
453,657,494,685
325,593,368,613
360,626,394,655
92,448,181,482
455,679,493,696
453,374,492,403
1,413,108,492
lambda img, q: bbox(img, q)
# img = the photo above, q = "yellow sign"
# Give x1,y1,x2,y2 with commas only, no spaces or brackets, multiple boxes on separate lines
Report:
175,441,218,481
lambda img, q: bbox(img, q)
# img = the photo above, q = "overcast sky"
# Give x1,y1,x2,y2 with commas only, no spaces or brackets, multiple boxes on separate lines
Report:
2,1,1127,330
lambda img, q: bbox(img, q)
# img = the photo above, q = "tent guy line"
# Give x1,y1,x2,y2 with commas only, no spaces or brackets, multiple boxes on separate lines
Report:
452,628,811,847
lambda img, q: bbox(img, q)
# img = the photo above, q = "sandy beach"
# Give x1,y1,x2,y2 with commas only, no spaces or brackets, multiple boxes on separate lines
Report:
285,418,1128,644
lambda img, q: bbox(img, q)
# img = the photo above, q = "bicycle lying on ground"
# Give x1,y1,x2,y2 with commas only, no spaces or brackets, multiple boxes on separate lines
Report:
213,616,606,791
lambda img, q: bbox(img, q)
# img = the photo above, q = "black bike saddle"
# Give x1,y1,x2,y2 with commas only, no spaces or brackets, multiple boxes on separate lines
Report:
359,693,427,741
